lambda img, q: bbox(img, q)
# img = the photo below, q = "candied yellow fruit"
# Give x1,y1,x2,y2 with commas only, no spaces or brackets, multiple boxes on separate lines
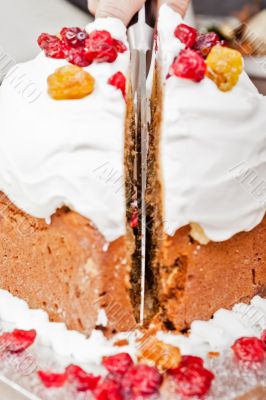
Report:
48,65,95,100
206,45,243,92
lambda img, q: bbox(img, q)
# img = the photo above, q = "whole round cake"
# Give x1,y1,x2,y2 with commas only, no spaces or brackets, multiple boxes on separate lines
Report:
0,5,265,399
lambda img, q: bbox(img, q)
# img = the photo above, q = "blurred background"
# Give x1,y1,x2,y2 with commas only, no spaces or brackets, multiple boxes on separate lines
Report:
0,0,266,92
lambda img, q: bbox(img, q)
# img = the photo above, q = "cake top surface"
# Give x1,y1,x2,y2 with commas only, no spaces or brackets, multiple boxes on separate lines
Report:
0,17,129,242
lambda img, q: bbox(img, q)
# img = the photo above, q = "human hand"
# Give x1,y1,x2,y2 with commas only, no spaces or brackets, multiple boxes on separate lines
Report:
88,0,146,26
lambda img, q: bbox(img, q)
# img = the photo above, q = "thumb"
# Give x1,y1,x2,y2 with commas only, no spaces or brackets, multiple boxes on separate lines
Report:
159,0,190,17
95,0,146,26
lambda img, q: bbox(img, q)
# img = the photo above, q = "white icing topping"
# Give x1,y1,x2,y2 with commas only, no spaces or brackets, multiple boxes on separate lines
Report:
158,5,266,241
0,289,265,363
0,17,129,242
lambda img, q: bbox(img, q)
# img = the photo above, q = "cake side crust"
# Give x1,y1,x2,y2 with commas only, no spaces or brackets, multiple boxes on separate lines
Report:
159,215,266,331
0,192,136,336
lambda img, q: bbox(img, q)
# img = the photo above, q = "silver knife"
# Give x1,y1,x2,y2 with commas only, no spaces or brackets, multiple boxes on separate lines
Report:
128,3,154,325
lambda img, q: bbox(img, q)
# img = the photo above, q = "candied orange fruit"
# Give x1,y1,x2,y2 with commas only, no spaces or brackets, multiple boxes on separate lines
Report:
48,65,95,100
206,45,243,92
138,336,181,371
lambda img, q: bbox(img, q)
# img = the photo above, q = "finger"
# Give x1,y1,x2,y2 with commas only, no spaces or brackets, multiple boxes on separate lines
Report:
96,0,146,26
88,0,99,15
159,0,190,17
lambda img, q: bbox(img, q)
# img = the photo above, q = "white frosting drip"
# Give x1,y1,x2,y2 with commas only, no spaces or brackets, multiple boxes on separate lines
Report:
0,17,129,242
0,289,265,363
158,5,266,241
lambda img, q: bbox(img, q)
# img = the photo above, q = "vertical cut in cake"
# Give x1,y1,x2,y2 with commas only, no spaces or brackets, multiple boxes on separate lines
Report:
0,18,140,335
146,5,266,330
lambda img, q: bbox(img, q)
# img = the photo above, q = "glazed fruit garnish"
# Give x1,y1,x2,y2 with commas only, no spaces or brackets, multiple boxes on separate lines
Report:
113,39,127,54
179,355,204,367
193,32,221,58
206,45,243,92
231,337,265,362
108,72,126,98
169,49,206,82
261,330,266,349
0,329,36,353
60,27,88,48
174,24,197,48
66,364,100,392
48,65,95,100
169,357,215,397
102,353,134,376
38,371,67,388
130,209,138,229
122,364,163,397
38,28,127,66
85,30,118,63
37,33,65,59
38,33,60,50
94,375,123,400
138,337,181,371
67,47,92,67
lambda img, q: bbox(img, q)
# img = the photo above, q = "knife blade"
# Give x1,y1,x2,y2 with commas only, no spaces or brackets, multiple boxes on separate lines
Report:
128,3,154,325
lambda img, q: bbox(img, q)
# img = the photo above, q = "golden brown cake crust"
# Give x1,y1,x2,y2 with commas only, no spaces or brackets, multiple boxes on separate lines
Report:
159,216,266,330
0,193,136,335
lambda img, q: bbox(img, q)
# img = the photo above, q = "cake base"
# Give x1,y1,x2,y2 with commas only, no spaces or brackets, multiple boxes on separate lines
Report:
158,216,266,331
0,193,136,336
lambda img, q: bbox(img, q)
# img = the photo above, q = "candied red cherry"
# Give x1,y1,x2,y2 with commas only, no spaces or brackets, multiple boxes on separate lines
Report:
130,209,138,229
0,329,36,353
102,353,134,376
169,49,206,82
38,371,67,388
193,32,221,58
231,337,265,362
171,364,215,397
66,364,100,392
169,355,204,378
180,355,204,367
108,72,126,98
38,33,58,50
174,24,197,48
261,330,266,350
37,33,65,59
94,376,123,400
85,30,118,63
113,39,127,53
66,47,92,67
122,364,163,397
60,27,88,48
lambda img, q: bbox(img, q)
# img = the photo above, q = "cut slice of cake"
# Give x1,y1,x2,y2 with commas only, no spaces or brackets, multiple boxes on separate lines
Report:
146,5,266,330
0,18,138,335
